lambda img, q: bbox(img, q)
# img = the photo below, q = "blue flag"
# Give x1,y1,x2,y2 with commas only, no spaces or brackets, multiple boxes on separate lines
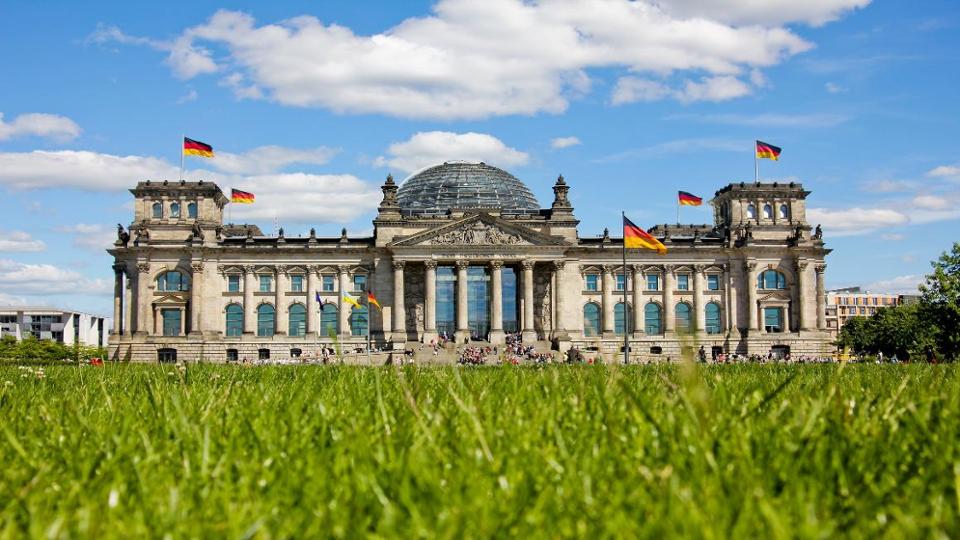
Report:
315,292,324,307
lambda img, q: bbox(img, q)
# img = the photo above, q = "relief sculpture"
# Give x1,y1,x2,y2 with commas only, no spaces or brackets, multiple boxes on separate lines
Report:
429,222,526,245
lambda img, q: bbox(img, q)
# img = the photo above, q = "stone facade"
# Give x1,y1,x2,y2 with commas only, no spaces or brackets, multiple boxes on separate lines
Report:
108,168,832,363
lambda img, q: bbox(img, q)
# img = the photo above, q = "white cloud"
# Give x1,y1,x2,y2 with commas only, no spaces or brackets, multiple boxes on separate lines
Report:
927,165,960,179
863,274,924,295
0,231,46,252
912,194,951,211
0,149,378,225
824,82,847,93
177,89,198,104
0,291,27,306
654,0,871,26
806,207,909,236
612,75,752,104
0,259,112,297
212,146,338,175
374,131,529,174
0,112,81,141
91,1,852,119
55,223,116,252
879,233,904,241
675,112,849,128
550,136,581,149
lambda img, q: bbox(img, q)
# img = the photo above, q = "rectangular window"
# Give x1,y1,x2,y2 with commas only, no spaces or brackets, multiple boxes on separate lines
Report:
763,307,783,333
707,274,720,291
290,275,304,292
353,274,366,292
585,274,599,291
859,307,866,315
161,309,181,337
259,275,272,292
228,275,240,292
615,273,625,291
646,274,659,291
677,274,689,291
855,297,861,305
322,275,335,292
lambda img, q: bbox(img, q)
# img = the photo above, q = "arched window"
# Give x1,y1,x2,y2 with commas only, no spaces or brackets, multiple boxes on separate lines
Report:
705,303,722,335
152,202,163,218
615,302,632,335
583,303,600,337
157,271,189,292
350,305,368,336
170,202,181,218
746,204,756,219
288,304,306,336
225,304,243,336
257,304,275,337
675,302,692,332
644,303,662,335
757,270,787,290
320,304,338,336
762,204,773,219
187,202,198,218
779,204,789,219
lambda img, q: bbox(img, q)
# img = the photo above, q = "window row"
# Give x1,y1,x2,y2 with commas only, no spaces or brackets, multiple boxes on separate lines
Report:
151,201,199,219
225,273,366,293
224,303,368,337
745,203,790,220
582,301,723,336
584,273,722,291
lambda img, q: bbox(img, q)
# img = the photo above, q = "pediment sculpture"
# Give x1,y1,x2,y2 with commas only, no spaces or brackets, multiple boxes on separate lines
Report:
427,222,527,246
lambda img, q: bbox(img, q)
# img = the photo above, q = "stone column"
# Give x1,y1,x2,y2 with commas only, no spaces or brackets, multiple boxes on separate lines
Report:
338,266,351,338
601,265,614,337
392,260,406,343
424,261,437,342
816,264,827,330
112,264,124,335
488,261,505,344
153,306,161,336
124,279,132,338
306,266,318,336
745,262,758,333
274,267,287,336
135,262,151,335
455,260,470,343
693,265,705,334
553,261,570,342
243,265,256,335
189,262,203,336
724,264,735,333
522,261,537,342
179,307,186,336
632,265,643,337
663,266,675,333
796,260,810,331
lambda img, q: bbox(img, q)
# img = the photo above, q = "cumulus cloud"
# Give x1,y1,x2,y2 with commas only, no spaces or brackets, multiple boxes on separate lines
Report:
0,149,379,225
863,274,924,295
806,207,909,236
0,112,81,141
212,146,339,175
0,231,46,252
0,259,112,297
85,0,868,119
177,89,198,104
55,223,117,252
927,165,960,179
374,131,529,174
824,82,847,93
550,136,581,149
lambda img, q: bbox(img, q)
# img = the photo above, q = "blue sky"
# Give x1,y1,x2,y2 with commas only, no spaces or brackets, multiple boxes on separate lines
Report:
1,0,958,316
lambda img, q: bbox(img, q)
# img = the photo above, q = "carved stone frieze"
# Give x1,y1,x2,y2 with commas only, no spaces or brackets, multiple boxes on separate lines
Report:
427,221,527,246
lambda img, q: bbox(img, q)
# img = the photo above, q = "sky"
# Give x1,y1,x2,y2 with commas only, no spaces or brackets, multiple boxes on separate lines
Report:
1,0,958,316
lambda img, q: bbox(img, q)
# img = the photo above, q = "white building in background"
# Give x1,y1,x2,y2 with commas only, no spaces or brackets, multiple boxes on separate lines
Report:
0,306,110,348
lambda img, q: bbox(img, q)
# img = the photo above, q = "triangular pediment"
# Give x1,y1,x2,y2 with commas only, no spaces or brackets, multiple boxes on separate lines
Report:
390,213,567,247
153,293,187,305
759,291,791,303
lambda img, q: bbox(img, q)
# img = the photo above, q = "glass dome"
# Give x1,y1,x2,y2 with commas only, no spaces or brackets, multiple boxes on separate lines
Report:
397,161,540,216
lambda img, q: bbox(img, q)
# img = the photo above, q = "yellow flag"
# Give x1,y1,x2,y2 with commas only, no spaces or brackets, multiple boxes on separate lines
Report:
341,290,362,309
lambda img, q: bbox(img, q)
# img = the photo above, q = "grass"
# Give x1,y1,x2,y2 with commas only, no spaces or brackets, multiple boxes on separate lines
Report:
0,363,958,538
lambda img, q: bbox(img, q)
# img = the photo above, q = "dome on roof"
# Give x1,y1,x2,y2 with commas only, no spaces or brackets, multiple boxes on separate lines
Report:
397,161,540,216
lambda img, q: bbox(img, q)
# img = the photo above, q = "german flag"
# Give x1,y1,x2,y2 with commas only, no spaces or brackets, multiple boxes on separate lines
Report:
183,137,214,158
756,140,782,160
623,215,667,255
231,188,255,204
367,291,382,311
678,191,702,206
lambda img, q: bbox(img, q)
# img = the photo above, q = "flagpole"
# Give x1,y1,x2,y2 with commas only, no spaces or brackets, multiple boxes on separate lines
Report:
622,210,629,365
180,134,185,181
366,289,372,365
754,140,759,184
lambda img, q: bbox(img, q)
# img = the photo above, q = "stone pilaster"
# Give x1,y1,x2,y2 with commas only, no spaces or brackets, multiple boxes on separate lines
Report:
489,260,505,344
601,265,614,338
135,262,151,336
306,266,318,336
745,261,758,333
552,260,570,344
275,267,287,336
796,259,811,331
816,264,827,330
392,260,407,344
455,260,470,343
521,260,536,342
632,265,643,337
663,266,675,334
693,265,705,335
423,261,437,343
189,262,203,337
243,265,256,335
338,266,351,338
112,263,124,336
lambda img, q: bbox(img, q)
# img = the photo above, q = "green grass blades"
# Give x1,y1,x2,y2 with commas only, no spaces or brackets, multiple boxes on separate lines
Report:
0,364,957,538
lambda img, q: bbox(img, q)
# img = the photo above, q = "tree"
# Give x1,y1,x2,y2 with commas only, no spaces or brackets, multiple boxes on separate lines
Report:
920,241,960,360
836,316,871,355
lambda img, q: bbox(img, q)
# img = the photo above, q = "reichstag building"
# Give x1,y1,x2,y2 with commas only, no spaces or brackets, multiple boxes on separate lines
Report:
107,161,832,362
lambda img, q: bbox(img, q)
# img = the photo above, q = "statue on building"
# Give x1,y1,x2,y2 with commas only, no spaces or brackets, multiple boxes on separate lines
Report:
814,224,823,240
116,224,130,247
744,221,753,240
309,227,316,239
214,225,223,241
278,227,284,239
134,222,150,243
189,221,204,242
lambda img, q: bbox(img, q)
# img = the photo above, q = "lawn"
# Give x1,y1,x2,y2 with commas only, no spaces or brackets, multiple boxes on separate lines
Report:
1,363,958,538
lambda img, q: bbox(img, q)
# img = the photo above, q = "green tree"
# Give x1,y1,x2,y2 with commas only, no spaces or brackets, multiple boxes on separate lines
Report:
920,241,960,360
836,316,872,355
